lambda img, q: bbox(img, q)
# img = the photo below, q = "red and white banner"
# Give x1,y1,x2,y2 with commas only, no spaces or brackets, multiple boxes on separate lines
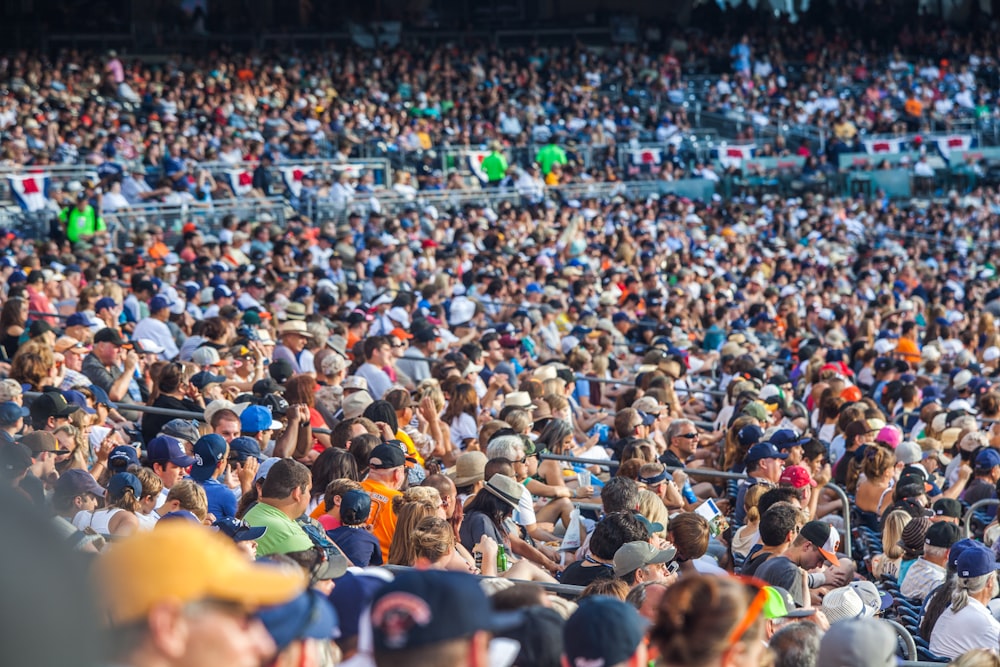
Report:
279,166,314,198
7,173,49,212
630,147,663,165
226,170,253,197
466,150,490,185
718,145,756,169
933,135,973,155
862,138,906,154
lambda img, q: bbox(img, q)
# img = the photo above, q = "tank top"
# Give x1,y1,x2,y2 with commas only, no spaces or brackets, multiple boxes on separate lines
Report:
72,508,124,537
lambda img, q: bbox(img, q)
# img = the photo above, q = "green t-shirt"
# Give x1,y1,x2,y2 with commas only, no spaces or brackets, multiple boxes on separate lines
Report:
59,205,106,243
481,152,508,182
243,501,313,556
535,144,567,175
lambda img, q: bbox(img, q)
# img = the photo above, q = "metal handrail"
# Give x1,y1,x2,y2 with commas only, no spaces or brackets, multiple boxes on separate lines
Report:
963,498,999,536
22,391,334,435
884,618,918,662
538,453,853,558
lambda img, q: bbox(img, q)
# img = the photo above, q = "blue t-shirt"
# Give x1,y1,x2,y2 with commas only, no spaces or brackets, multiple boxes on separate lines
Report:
327,526,383,567
199,477,237,521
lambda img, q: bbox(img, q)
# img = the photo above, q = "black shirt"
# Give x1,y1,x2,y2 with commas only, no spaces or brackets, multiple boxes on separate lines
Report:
141,395,202,444
659,449,685,469
560,558,615,587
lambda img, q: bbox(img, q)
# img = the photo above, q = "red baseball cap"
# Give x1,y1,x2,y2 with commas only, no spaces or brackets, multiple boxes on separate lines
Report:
779,465,817,489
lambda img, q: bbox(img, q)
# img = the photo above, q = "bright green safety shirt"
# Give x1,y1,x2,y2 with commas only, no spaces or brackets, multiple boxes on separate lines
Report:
535,143,567,175
480,151,508,182
59,204,106,243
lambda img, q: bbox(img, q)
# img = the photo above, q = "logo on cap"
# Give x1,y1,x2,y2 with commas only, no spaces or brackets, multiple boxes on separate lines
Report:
371,592,432,650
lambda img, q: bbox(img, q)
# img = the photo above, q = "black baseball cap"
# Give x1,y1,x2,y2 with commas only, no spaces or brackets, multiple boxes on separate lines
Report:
29,392,79,422
269,359,294,384
368,444,406,469
926,522,963,549
93,327,128,346
932,497,963,519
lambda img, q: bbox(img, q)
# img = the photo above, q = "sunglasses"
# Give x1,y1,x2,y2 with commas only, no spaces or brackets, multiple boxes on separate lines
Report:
676,433,699,439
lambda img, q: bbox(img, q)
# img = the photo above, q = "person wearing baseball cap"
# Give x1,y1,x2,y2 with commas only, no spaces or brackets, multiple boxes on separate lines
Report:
213,516,266,559
146,435,196,508
361,443,406,561
189,434,235,521
613,540,678,585
755,520,844,608
564,596,648,667
778,464,820,518
28,390,79,432
50,468,106,522
82,327,142,415
963,447,1000,505
734,441,788,526
900,521,963,601
93,521,306,667
131,295,179,360
929,545,1000,659
370,569,522,667
326,488,382,567
257,588,339,667
931,497,962,524
0,400,27,444
239,404,284,454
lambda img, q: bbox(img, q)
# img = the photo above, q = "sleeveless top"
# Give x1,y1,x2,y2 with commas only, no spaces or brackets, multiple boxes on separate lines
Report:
72,508,124,537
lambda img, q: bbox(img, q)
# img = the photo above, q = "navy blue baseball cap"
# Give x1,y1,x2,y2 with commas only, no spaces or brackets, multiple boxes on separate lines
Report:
328,572,386,640
737,424,764,448
108,444,140,472
564,596,648,667
768,428,806,450
956,545,1000,579
213,516,267,542
89,384,113,407
94,297,117,312
63,390,96,414
228,436,264,463
190,434,228,482
0,401,28,427
107,472,141,501
148,295,173,313
340,489,372,526
258,589,339,653
65,312,93,328
147,435,196,468
370,570,521,652
744,442,790,464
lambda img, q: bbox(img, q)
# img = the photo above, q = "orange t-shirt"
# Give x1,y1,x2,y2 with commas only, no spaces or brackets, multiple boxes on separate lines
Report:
360,478,401,562
896,338,921,365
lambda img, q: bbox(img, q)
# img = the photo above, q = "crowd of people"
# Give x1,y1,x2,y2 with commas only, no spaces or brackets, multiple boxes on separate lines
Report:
10,17,1000,667
4,20,1000,220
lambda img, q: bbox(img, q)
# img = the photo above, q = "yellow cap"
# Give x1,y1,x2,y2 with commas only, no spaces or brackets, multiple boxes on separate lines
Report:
94,521,306,624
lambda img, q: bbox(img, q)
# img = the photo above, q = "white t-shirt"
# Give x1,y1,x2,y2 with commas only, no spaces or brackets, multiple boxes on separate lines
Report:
450,413,477,449
929,597,1000,659
514,485,536,528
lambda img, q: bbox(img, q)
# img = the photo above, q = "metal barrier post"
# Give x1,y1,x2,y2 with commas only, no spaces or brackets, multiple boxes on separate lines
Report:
824,483,853,559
